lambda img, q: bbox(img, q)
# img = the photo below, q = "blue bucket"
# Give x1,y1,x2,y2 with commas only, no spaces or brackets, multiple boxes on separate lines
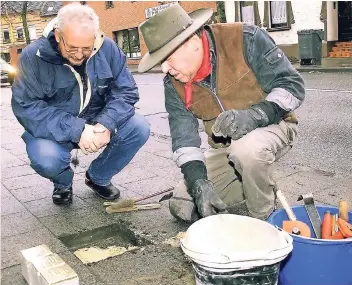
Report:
267,205,352,285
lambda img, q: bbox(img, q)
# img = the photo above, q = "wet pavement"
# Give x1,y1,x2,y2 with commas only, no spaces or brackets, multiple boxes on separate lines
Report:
1,71,352,284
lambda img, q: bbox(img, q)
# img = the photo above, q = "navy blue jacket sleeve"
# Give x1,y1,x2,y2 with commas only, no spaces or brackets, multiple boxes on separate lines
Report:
11,51,86,143
95,40,138,133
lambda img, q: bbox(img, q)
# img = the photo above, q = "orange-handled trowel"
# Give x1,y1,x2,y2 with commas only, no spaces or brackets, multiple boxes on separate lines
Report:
276,190,311,237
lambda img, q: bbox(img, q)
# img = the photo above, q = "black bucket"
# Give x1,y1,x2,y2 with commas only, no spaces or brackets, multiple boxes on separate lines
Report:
192,262,280,285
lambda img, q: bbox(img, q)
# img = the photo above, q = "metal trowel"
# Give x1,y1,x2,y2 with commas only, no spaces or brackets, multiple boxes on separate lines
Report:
297,193,322,238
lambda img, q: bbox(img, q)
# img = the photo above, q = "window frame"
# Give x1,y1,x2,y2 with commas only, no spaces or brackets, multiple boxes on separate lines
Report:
113,28,141,59
239,2,255,25
267,1,291,32
1,52,11,63
16,27,25,40
2,29,10,43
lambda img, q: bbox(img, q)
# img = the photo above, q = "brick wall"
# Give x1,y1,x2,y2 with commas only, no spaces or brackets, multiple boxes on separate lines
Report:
65,1,217,65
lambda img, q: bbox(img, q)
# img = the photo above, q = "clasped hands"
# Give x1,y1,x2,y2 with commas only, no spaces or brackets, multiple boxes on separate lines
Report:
78,123,111,155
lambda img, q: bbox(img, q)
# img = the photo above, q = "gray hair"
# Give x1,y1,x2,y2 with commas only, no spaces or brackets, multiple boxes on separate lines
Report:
56,3,99,34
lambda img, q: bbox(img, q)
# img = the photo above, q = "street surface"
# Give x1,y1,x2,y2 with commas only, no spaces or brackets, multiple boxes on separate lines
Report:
1,71,351,284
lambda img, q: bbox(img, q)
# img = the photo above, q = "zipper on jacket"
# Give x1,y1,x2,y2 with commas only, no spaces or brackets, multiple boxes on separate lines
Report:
193,82,225,112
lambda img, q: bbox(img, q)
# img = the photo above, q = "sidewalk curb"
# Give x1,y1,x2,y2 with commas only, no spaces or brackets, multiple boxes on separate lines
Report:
129,66,352,74
295,66,352,73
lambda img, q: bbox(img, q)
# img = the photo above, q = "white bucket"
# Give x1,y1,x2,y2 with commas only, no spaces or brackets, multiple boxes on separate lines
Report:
180,214,293,285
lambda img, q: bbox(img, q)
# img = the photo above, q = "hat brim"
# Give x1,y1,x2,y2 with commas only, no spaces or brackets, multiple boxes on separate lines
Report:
138,8,213,73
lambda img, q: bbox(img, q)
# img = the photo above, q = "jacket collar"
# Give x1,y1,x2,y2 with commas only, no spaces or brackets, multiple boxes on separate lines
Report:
36,17,105,65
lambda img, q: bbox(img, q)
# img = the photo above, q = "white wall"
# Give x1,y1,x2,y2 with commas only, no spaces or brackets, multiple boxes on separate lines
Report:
327,1,338,41
224,1,236,23
259,0,324,45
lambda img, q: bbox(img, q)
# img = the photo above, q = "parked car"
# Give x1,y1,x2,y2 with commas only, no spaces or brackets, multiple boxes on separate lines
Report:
0,58,16,85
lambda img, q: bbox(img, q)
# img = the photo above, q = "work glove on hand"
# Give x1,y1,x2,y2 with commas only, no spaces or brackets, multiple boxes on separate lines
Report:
212,106,269,141
191,179,227,217
212,101,286,141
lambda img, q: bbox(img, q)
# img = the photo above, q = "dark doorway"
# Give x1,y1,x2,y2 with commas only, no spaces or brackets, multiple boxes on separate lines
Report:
338,1,352,41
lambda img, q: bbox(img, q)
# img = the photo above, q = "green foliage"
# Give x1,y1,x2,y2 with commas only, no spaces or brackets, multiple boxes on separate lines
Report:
216,1,226,23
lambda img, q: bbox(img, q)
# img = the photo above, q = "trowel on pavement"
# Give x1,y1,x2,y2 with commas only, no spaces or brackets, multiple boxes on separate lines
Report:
104,186,174,214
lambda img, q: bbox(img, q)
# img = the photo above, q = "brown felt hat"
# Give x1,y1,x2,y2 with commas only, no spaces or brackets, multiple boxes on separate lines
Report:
138,4,213,73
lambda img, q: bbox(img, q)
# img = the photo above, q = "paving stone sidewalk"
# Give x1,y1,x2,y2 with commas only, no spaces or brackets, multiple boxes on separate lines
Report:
1,81,351,285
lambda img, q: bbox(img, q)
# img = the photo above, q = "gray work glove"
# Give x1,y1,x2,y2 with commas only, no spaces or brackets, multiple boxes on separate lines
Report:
212,106,269,141
192,179,227,217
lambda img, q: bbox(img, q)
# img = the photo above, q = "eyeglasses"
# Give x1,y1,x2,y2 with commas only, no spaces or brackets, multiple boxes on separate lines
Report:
59,34,93,54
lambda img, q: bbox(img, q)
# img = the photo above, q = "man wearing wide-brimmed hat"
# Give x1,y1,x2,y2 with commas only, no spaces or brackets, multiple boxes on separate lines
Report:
139,4,305,222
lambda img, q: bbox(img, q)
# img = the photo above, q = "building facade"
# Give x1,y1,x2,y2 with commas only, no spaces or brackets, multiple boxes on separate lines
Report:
0,1,62,66
73,1,217,65
225,1,352,62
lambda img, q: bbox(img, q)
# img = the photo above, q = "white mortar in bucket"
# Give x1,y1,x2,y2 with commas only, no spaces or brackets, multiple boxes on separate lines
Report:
180,214,293,285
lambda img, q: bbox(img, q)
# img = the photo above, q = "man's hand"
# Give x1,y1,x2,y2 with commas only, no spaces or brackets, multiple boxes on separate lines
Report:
92,123,111,149
78,124,99,154
192,179,227,217
212,106,269,141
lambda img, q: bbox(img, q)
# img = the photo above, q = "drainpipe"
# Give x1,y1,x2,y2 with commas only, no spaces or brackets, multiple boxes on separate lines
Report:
224,1,235,23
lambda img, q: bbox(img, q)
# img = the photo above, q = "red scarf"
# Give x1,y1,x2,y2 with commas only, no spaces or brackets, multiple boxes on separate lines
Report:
184,30,212,109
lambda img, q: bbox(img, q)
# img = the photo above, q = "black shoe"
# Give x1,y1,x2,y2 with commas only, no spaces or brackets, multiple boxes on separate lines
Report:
52,187,73,205
85,172,120,200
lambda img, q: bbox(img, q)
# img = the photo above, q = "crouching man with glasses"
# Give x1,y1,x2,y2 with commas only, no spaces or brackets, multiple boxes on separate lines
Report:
12,3,150,205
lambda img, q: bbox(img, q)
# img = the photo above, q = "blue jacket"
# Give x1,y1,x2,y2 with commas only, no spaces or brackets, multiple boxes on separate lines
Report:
12,24,138,143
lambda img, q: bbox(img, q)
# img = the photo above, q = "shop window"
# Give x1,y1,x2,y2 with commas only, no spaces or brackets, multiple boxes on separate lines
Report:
106,1,114,9
2,29,10,43
113,28,141,59
1,52,11,63
16,27,24,40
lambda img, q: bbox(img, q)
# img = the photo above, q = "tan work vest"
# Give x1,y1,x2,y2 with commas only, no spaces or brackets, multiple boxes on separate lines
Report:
170,23,295,139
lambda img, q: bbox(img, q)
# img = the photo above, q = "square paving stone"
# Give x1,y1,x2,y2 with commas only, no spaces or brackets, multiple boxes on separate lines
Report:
1,228,67,269
1,195,27,216
1,149,27,168
112,164,157,185
24,196,89,218
1,185,13,199
1,211,43,238
0,265,27,285
1,165,35,180
2,174,52,190
10,185,52,203
123,176,178,199
39,207,117,237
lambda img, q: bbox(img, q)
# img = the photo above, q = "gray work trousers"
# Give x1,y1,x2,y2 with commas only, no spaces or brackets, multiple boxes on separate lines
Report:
169,121,298,223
